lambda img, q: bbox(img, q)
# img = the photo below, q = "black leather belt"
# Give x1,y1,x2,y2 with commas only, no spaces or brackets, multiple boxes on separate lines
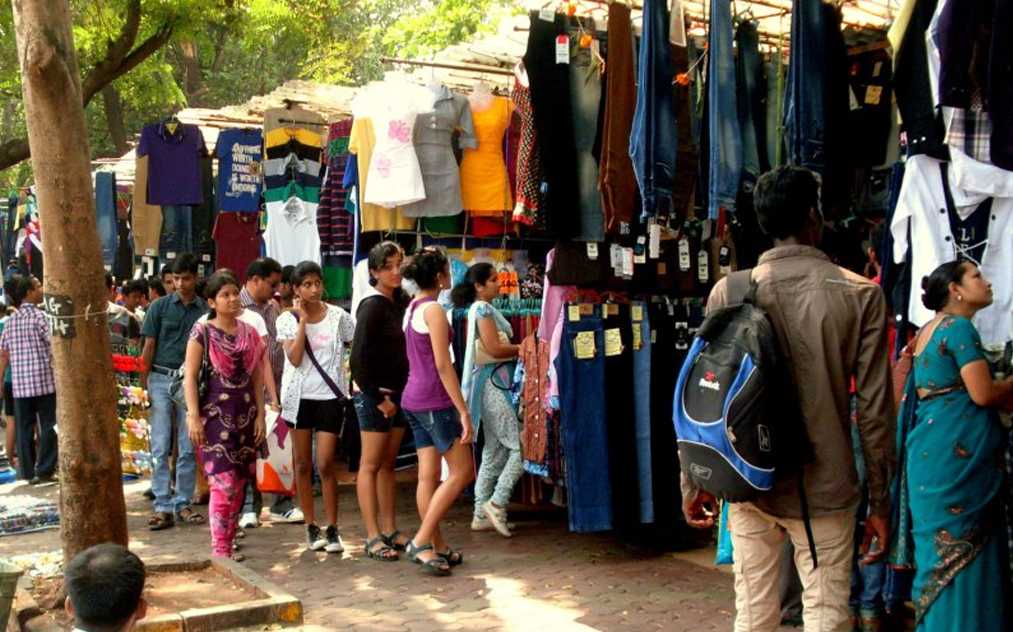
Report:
150,365,178,376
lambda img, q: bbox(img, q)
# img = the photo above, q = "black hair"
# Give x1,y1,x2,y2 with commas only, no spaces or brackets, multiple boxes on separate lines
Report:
402,248,448,291
367,241,404,287
203,269,240,319
123,279,148,297
7,275,33,307
160,264,173,278
281,265,296,285
291,260,323,287
921,260,970,311
452,262,496,308
753,166,822,240
148,278,166,298
246,257,282,281
171,253,199,276
64,543,145,632
104,271,115,290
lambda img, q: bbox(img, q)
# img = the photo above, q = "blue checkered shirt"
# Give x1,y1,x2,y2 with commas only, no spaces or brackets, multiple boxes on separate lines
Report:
0,303,55,398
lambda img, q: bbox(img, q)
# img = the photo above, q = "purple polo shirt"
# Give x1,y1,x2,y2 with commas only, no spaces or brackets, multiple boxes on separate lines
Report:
137,122,207,205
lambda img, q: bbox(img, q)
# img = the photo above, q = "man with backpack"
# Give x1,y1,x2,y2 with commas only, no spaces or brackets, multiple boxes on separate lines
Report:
680,166,894,631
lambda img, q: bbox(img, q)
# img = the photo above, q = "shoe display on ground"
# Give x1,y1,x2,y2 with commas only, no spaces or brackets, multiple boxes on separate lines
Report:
324,525,344,554
307,524,327,551
238,512,259,529
482,500,512,538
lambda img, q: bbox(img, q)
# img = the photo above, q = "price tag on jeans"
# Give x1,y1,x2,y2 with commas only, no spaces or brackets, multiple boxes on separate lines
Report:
539,7,556,21
201,254,212,263
675,321,690,350
697,250,710,284
650,328,657,344
719,245,732,275
574,331,596,359
568,305,581,322
678,238,691,271
166,251,177,260
622,247,635,278
648,222,661,259
610,243,623,274
604,328,623,356
632,304,644,322
586,241,599,260
555,35,570,64
144,248,156,257
634,236,647,264
632,323,642,351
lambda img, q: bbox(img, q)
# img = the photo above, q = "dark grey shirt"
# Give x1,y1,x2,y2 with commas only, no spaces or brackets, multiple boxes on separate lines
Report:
140,292,209,370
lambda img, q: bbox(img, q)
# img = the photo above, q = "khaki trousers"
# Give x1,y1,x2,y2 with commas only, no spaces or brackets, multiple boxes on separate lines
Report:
729,502,855,632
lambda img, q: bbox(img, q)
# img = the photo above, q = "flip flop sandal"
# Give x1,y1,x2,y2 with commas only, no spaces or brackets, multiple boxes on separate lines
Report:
437,548,464,567
148,512,174,531
406,542,450,577
176,507,206,525
365,536,399,562
382,530,410,551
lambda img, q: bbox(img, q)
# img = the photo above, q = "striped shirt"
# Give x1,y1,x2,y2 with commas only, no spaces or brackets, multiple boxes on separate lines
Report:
0,303,55,398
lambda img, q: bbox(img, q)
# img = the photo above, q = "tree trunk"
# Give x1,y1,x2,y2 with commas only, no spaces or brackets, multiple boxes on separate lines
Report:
101,85,129,155
177,39,204,105
12,0,128,563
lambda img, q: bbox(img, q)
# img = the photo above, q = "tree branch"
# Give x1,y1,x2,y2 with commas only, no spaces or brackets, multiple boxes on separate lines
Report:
79,0,141,102
0,138,31,173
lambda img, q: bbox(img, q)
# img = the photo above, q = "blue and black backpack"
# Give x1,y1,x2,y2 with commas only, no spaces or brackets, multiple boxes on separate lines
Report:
674,270,817,563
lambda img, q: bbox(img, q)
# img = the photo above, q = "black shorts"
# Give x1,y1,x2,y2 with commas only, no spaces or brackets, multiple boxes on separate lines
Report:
2,382,12,417
287,398,343,434
353,391,408,433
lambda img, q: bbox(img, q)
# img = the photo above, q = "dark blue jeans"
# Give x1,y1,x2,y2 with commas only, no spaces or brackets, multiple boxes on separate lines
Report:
706,0,743,218
735,20,768,180
632,302,654,523
783,0,826,171
557,308,612,532
14,393,57,481
629,0,676,221
94,172,118,267
159,204,193,257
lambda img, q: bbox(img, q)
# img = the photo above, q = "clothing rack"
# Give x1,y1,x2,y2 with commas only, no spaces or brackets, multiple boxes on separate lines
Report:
275,117,328,127
380,56,515,77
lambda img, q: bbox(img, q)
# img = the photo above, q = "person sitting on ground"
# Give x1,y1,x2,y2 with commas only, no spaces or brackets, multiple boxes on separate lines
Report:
64,543,147,632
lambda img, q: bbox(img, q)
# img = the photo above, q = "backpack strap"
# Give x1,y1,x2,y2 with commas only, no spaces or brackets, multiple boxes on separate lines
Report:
726,269,756,305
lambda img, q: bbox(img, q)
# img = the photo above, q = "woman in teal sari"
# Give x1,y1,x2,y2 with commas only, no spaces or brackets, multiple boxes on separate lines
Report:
896,261,1013,631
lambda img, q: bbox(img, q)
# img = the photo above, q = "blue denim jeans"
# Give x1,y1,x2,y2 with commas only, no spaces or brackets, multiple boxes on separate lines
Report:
94,172,118,267
159,204,193,257
783,0,826,172
706,0,743,218
148,372,197,514
629,0,676,221
632,302,654,523
735,21,768,179
557,308,612,532
570,33,605,242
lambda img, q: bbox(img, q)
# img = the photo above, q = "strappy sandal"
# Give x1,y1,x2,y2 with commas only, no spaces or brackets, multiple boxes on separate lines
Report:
148,512,174,531
176,507,206,525
365,536,399,562
437,547,464,567
382,530,410,551
406,541,451,577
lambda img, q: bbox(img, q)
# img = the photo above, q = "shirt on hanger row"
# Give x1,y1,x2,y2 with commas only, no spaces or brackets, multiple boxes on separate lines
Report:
890,154,1013,347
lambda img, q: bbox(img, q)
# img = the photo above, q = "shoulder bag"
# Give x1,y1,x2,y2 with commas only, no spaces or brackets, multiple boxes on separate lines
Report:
169,324,210,409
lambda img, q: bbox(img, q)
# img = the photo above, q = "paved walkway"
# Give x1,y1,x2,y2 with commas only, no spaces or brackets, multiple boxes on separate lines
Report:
0,476,785,631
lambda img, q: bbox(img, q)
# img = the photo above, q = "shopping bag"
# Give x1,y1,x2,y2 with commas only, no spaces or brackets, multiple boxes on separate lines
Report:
256,409,295,495
715,501,734,566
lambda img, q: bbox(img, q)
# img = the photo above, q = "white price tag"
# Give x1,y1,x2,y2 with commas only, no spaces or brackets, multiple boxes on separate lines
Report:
610,244,623,273
201,254,212,263
586,242,599,261
555,35,570,64
539,7,555,21
166,251,177,260
697,250,710,283
648,222,661,259
144,248,156,257
622,247,635,277
634,236,647,265
678,238,691,271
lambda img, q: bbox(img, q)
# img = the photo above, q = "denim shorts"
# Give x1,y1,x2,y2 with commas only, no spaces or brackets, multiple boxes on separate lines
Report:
404,407,462,454
353,391,407,433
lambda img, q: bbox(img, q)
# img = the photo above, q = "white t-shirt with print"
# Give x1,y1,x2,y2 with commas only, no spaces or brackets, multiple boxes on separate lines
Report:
275,304,356,419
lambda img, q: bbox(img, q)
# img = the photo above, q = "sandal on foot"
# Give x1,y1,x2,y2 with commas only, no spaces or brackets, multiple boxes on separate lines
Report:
231,552,246,562
437,548,464,567
365,536,399,562
406,542,450,577
148,512,174,531
176,507,206,525
382,530,410,551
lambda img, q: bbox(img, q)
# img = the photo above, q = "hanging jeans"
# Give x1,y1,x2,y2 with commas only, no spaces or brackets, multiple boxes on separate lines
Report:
557,308,612,532
524,12,580,237
783,0,826,172
603,305,639,535
629,0,677,221
735,21,769,181
569,30,605,242
94,172,118,267
631,302,654,524
208,468,247,557
159,205,194,258
706,0,742,218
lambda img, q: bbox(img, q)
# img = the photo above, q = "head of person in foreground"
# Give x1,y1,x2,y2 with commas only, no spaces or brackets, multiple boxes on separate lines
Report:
64,543,147,632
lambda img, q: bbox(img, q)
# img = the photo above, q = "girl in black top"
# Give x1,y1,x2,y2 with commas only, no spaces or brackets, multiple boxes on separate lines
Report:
350,241,412,561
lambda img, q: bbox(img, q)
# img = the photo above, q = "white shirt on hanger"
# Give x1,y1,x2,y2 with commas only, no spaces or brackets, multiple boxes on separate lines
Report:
264,196,321,267
891,155,1013,348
